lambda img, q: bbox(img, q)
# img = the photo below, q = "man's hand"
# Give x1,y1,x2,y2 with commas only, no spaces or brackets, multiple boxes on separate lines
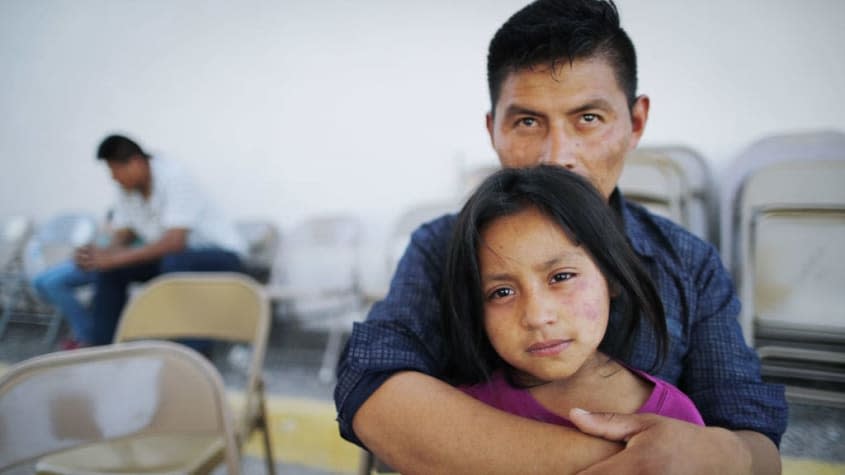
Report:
75,245,120,271
569,408,757,475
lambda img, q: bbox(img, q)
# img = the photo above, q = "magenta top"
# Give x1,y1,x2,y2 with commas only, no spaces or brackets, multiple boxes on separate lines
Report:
460,367,705,427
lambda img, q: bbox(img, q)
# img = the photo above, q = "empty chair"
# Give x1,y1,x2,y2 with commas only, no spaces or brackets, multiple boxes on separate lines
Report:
267,214,364,383
733,157,845,407
0,341,241,474
236,219,281,284
36,272,275,474
721,130,845,266
0,212,97,345
619,146,716,243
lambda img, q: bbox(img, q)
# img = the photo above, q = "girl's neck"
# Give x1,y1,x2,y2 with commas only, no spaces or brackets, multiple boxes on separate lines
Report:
507,351,615,389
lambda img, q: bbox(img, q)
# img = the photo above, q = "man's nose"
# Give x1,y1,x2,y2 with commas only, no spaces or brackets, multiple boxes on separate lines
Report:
540,129,577,169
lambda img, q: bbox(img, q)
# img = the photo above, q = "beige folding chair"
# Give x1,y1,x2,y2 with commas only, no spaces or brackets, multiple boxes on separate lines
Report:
37,272,275,474
0,341,240,474
735,159,845,407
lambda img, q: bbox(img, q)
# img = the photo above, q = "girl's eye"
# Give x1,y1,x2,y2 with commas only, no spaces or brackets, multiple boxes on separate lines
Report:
551,272,574,283
489,287,514,300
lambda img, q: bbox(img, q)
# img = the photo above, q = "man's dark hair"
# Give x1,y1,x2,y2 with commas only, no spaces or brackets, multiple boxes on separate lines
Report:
440,165,667,385
487,0,638,113
96,134,148,163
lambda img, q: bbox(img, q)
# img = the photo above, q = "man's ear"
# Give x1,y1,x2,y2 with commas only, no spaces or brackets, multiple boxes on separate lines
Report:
486,111,495,148
628,95,650,151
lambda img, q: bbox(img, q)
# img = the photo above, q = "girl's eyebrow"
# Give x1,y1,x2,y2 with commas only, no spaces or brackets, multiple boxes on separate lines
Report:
482,251,586,283
533,251,585,272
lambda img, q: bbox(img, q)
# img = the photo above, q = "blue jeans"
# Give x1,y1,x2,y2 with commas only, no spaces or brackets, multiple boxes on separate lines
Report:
32,260,97,343
90,249,243,346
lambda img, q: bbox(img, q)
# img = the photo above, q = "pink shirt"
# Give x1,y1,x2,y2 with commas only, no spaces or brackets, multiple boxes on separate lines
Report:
460,367,705,427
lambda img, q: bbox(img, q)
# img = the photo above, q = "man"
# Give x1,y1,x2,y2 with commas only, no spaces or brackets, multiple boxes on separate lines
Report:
335,1,787,474
76,134,246,345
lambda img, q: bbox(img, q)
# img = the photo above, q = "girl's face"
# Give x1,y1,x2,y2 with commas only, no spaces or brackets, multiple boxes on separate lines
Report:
478,206,611,386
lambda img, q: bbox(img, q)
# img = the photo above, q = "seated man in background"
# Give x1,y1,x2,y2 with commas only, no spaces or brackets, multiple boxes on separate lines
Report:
335,0,788,474
31,210,112,349
76,134,247,346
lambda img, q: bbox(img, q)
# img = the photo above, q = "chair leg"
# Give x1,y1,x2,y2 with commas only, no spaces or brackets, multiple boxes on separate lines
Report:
257,379,276,475
42,312,63,347
319,325,345,383
358,450,375,475
0,278,23,339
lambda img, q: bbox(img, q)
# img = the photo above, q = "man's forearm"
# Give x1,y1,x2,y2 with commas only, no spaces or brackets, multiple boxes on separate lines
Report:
107,229,187,268
736,430,781,475
353,371,622,475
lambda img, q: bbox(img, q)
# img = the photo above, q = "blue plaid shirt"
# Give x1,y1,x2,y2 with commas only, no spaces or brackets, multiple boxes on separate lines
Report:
335,191,788,447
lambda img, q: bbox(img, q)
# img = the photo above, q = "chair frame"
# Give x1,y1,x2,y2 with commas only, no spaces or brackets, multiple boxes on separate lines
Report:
0,341,241,474
35,272,275,474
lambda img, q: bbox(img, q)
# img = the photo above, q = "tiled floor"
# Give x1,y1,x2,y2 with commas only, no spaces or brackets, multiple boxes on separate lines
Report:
1,317,844,474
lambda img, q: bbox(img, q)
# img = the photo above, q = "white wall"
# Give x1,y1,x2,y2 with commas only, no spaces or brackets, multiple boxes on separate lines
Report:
2,0,844,286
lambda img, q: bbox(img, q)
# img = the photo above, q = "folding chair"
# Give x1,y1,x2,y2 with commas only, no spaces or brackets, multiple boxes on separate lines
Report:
0,216,32,318
36,273,275,474
721,130,845,266
734,158,845,407
267,214,364,383
619,146,716,243
0,341,240,474
0,212,96,345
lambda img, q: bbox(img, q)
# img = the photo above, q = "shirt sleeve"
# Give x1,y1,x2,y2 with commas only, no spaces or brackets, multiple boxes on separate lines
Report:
680,244,788,446
334,216,454,447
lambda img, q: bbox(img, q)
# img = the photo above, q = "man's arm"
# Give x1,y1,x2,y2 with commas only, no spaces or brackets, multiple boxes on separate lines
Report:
76,228,187,270
355,371,622,475
569,410,780,475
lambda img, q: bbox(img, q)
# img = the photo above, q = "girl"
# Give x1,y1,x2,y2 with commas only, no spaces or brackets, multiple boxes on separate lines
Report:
441,165,704,427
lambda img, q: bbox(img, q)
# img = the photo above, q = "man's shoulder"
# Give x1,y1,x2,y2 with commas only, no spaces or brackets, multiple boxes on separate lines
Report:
409,212,457,245
621,199,719,268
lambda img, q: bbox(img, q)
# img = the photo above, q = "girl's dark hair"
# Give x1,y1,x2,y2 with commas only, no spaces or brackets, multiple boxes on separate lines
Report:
440,165,667,385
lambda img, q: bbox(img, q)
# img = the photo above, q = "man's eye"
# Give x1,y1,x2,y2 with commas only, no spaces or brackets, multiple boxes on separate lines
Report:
551,272,574,283
582,114,599,123
517,117,538,127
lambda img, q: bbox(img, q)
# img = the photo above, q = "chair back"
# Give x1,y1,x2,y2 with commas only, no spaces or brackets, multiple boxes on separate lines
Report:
0,216,32,271
269,214,363,316
114,273,270,433
620,146,715,243
0,341,240,474
736,159,845,345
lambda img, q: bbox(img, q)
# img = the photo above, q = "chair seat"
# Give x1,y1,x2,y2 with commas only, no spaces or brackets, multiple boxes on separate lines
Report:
36,434,225,475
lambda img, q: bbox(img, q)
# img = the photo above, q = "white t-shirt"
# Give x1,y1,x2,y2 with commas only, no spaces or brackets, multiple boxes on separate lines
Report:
111,157,247,257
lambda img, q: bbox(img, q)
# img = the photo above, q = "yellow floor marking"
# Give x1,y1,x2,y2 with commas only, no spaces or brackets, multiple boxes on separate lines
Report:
229,393,361,473
783,457,845,475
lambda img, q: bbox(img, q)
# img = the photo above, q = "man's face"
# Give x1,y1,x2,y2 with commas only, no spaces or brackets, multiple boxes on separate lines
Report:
106,155,148,191
487,57,649,199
